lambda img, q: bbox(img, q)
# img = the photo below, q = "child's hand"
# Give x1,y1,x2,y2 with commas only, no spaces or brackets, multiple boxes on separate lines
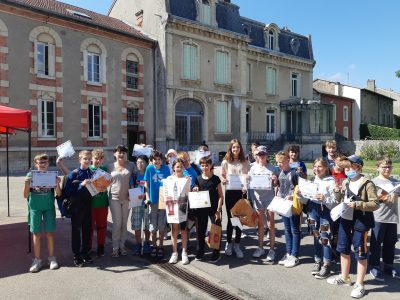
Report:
56,177,61,184
192,186,199,192
347,202,356,208
144,199,150,205
81,179,91,187
285,195,293,201
221,178,227,185
138,194,145,200
56,157,64,166
296,189,302,197
215,210,222,221
24,177,31,185
315,193,325,202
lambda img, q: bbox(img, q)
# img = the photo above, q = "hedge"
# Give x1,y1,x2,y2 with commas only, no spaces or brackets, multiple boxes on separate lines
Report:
360,124,400,140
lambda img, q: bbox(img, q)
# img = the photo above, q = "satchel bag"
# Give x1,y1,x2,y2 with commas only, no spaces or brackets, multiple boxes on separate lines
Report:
292,186,303,215
230,198,259,228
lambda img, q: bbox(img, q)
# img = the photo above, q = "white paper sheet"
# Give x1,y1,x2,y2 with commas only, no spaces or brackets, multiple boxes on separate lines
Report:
56,140,75,159
132,144,153,157
330,202,346,222
188,191,211,209
298,177,318,199
249,174,271,190
226,175,246,190
289,162,300,169
162,177,191,223
129,187,144,208
341,196,354,220
377,182,400,195
230,217,243,230
195,150,211,163
31,171,58,188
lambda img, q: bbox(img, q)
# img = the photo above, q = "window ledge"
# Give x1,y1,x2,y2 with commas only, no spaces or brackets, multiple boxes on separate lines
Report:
87,137,103,141
214,132,232,135
214,82,232,88
265,93,278,97
181,78,201,84
87,81,103,86
126,88,139,91
38,137,57,141
37,74,56,80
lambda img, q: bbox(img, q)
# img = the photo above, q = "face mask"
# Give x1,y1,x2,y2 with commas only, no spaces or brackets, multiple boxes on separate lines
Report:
345,170,358,179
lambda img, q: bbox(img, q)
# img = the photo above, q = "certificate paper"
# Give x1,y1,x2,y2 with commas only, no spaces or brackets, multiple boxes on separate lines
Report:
132,144,153,157
230,217,243,230
298,177,318,199
226,175,246,190
377,182,400,195
162,177,191,223
31,171,58,188
86,170,111,196
188,191,211,209
289,162,300,169
249,174,271,190
56,140,75,158
129,187,143,208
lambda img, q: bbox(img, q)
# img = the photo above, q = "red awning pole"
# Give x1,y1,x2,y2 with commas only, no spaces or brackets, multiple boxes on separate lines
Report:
6,127,9,217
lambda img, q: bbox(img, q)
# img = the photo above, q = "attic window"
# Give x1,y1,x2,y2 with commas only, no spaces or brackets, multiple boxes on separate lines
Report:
135,10,143,27
66,9,92,19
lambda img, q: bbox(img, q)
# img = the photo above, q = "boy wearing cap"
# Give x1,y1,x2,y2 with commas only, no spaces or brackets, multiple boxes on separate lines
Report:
328,155,379,299
248,146,279,260
165,149,177,174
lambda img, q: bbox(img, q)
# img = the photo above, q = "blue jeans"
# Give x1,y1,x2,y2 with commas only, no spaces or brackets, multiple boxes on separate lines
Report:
282,214,301,257
369,222,398,267
308,201,332,264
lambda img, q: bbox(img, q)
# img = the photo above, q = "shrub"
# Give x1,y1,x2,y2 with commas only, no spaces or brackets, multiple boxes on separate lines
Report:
360,124,400,140
359,141,399,160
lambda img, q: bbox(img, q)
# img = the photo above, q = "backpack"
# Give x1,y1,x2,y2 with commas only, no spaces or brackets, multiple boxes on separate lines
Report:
56,169,78,218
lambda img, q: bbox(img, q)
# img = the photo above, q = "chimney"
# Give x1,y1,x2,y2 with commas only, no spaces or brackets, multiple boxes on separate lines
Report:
366,79,375,91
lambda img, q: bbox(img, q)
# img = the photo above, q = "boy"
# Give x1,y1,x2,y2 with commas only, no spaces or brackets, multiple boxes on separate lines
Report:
64,150,94,267
89,149,109,257
144,150,170,258
324,140,337,171
287,144,307,178
24,154,61,272
275,151,300,268
369,157,400,281
328,155,379,299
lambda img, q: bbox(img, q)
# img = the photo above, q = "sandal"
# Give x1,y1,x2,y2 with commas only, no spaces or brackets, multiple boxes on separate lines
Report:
150,246,157,258
157,247,164,259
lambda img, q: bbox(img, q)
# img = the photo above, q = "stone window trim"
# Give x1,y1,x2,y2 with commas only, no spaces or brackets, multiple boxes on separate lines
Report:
81,38,107,84
38,98,56,138
121,47,144,91
343,105,349,122
264,23,280,51
290,71,301,97
195,0,217,27
88,102,102,139
181,39,200,81
0,18,8,37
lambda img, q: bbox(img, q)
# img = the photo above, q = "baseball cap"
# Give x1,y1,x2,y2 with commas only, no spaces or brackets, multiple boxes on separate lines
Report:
165,149,177,158
255,146,268,155
347,155,363,166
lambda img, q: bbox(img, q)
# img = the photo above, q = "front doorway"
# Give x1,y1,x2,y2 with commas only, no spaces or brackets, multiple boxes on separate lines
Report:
175,99,203,150
127,125,146,161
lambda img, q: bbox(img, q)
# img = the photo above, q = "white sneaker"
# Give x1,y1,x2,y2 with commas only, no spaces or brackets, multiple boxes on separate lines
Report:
252,247,265,258
284,255,300,268
278,254,289,265
182,253,189,265
29,258,42,273
225,242,233,256
169,252,178,264
266,249,275,262
48,256,59,270
350,283,365,299
233,243,244,258
120,247,128,256
327,275,352,286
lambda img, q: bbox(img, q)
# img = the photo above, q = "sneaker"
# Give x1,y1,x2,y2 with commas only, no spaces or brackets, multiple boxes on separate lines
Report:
311,261,322,275
278,254,289,265
133,244,142,256
73,256,84,267
369,267,384,282
195,250,204,261
82,254,93,264
224,242,233,256
327,275,352,286
284,255,299,268
29,258,42,273
350,283,365,299
266,249,275,262
48,256,59,270
210,250,221,263
150,246,157,258
169,252,178,264
392,269,400,279
111,249,119,258
252,247,266,258
233,243,244,258
182,252,189,265
157,247,165,259
143,242,151,255
97,245,105,257
120,247,128,256
315,264,331,279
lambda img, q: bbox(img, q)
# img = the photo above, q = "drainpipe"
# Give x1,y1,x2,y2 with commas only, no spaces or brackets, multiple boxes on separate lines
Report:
153,41,158,149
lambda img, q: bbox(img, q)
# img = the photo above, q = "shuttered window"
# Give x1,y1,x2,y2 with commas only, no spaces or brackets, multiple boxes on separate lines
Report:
215,51,229,84
215,100,228,133
182,43,197,80
266,67,276,95
200,3,211,25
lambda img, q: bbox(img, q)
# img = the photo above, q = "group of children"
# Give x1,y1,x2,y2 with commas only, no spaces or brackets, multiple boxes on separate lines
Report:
24,139,399,299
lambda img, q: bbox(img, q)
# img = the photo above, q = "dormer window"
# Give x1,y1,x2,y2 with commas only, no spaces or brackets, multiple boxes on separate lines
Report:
200,0,211,25
264,23,280,51
268,30,274,50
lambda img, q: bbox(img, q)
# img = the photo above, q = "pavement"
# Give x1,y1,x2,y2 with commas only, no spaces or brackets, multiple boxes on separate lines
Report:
1,169,400,300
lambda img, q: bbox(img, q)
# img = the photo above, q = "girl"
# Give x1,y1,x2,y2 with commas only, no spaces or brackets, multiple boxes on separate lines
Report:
300,158,336,279
221,139,250,258
287,144,307,179
108,145,136,257
168,158,191,265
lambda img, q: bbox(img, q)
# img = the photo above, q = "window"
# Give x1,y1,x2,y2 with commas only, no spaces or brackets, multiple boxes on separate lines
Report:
246,63,252,92
87,52,100,83
266,67,276,95
38,99,55,137
268,30,274,50
343,126,349,139
246,106,251,133
135,10,143,27
215,100,228,133
215,50,229,84
127,107,139,124
266,109,275,133
343,105,349,121
182,43,198,80
88,104,101,138
291,72,299,97
200,1,211,25
35,41,55,77
126,60,139,89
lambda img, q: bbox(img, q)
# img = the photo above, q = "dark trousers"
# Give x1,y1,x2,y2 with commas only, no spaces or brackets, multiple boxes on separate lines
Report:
195,209,221,252
369,221,398,267
71,200,92,257
225,190,245,244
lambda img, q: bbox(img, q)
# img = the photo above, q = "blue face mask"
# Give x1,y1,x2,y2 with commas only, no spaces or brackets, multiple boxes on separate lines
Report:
345,170,358,179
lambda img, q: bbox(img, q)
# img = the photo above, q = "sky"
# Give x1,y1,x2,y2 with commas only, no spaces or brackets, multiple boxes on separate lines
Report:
62,0,400,92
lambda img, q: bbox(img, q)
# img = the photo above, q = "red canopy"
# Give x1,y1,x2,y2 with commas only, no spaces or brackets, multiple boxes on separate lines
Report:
0,105,31,133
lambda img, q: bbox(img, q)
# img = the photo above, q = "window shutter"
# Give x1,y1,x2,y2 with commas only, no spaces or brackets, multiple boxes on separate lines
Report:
183,44,190,79
34,41,38,74
83,50,88,81
48,44,55,77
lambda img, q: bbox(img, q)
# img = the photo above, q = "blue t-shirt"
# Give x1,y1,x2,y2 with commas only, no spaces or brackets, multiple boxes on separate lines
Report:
183,166,198,188
289,161,307,174
144,164,170,204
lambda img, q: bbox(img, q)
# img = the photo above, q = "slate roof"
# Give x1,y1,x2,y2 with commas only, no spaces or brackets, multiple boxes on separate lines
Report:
3,0,153,42
168,0,313,61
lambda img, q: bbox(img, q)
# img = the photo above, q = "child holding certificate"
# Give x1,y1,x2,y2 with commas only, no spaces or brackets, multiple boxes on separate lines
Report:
24,154,61,272
221,139,250,258
193,156,224,263
369,157,400,281
298,158,336,279
248,146,278,261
